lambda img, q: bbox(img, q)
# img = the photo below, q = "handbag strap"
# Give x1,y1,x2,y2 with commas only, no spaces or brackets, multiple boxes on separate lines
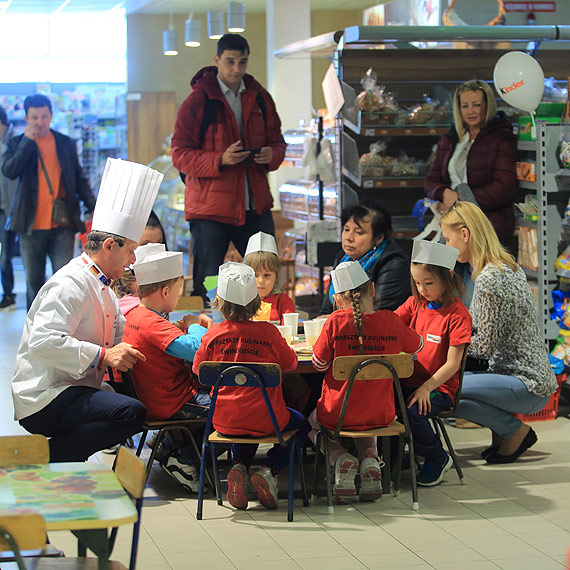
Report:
37,150,62,198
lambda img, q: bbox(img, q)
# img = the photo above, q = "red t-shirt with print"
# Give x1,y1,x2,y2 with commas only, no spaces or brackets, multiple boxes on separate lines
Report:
123,305,198,420
262,292,295,323
312,310,423,430
395,296,472,402
192,320,297,436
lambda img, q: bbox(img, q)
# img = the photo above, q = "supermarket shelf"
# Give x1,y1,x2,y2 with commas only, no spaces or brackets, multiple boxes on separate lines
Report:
344,117,449,137
519,180,537,190
362,177,426,189
517,140,537,151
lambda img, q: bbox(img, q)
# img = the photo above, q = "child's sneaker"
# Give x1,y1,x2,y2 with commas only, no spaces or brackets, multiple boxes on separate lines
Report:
251,466,279,509
417,453,453,487
359,457,383,502
160,453,200,492
227,463,250,510
333,453,359,504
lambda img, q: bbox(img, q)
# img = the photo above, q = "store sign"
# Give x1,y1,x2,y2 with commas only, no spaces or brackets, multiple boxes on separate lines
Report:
504,1,556,11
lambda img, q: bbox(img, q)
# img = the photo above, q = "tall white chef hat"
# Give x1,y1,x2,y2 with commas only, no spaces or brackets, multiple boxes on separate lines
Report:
133,250,183,286
331,261,369,294
217,261,258,306
244,231,278,258
92,158,164,243
412,240,459,270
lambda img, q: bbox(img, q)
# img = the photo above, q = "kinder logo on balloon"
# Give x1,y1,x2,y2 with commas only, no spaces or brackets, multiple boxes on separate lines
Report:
493,51,544,113
499,80,525,95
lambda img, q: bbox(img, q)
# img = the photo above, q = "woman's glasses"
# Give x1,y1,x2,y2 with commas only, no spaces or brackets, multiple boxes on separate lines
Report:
447,200,469,229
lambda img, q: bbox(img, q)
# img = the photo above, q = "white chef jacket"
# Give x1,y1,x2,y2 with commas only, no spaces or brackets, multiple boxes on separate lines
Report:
12,253,124,420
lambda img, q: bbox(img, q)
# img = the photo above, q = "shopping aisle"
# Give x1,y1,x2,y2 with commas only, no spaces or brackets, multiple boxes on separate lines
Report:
1,262,570,569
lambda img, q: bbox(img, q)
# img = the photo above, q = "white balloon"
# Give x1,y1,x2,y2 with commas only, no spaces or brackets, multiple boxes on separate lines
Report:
493,51,545,113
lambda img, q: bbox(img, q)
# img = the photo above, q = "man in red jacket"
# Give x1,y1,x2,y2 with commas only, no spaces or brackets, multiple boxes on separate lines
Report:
172,34,286,302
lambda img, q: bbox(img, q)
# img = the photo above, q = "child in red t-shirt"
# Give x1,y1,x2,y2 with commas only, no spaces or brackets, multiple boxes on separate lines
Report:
244,231,295,323
310,261,423,504
193,261,310,512
395,240,471,487
123,244,213,493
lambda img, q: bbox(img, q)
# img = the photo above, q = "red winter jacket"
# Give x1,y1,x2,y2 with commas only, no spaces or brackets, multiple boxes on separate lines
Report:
425,112,517,239
171,67,286,226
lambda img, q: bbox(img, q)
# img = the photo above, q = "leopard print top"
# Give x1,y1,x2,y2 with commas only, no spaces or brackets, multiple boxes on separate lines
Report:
469,263,558,397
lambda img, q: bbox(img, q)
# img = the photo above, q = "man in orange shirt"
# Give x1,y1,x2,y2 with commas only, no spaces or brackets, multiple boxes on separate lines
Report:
1,94,96,308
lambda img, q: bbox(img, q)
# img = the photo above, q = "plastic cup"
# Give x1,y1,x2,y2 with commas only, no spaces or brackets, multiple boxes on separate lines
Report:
304,319,324,347
282,313,299,335
275,324,293,345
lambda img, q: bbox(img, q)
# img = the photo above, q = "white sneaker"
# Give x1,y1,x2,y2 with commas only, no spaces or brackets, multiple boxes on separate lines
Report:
161,454,200,493
251,466,279,509
359,457,383,502
227,464,250,510
333,453,359,504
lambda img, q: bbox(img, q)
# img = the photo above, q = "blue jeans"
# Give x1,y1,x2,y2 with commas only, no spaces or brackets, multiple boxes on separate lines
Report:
19,386,146,462
400,385,453,463
19,227,75,308
0,209,16,298
456,372,549,438
228,408,311,474
189,210,275,301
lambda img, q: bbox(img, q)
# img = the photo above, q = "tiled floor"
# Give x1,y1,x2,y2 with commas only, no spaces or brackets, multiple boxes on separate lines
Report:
2,261,570,569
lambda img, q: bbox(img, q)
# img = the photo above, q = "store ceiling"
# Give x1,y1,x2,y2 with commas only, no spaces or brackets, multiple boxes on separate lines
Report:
3,0,381,15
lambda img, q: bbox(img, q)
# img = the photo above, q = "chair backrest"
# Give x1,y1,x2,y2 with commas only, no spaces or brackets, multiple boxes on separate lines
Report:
0,435,49,466
0,513,46,556
115,446,146,499
175,296,205,311
197,362,285,445
330,354,414,437
120,370,140,401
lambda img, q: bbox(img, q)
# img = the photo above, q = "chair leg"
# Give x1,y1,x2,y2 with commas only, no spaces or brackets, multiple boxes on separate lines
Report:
197,442,208,520
210,443,223,505
287,444,295,522
381,437,391,495
296,443,309,507
322,436,333,515
311,431,322,502
129,498,143,570
135,429,148,458
177,426,215,491
393,436,404,497
406,434,420,511
144,429,167,483
435,418,465,484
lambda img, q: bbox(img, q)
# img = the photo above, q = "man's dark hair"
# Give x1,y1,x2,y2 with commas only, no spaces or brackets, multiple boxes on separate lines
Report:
0,106,8,127
24,94,53,115
217,33,250,56
341,199,393,241
84,230,125,254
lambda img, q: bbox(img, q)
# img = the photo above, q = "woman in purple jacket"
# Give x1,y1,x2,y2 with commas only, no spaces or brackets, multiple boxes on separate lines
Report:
425,80,517,244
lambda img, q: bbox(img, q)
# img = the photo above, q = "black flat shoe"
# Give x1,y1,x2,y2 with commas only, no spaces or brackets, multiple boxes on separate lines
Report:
485,428,537,464
481,444,499,460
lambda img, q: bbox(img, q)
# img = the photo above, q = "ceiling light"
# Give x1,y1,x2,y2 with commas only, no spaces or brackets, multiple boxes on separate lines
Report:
207,10,224,40
227,1,245,33
163,13,178,56
185,15,201,47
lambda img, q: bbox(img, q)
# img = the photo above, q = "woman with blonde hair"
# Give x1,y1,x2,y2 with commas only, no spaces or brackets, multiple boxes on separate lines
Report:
426,79,517,245
440,201,558,464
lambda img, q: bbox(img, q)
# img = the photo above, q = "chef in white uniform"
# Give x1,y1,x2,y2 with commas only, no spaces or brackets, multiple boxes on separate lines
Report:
12,158,164,462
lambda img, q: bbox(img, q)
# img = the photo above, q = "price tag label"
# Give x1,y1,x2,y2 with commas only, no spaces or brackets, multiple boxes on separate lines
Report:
364,129,375,137
363,180,373,189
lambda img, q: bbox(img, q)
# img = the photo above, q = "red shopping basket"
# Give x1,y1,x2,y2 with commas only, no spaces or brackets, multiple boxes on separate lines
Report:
515,373,565,422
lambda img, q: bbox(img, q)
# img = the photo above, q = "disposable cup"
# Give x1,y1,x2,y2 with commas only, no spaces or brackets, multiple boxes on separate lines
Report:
282,312,299,334
304,319,324,347
275,324,293,345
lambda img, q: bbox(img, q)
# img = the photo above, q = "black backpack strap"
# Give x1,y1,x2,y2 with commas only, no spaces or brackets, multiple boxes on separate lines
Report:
199,92,216,146
256,91,267,123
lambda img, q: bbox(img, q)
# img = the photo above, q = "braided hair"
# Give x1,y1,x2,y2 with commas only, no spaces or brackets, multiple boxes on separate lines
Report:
335,280,373,355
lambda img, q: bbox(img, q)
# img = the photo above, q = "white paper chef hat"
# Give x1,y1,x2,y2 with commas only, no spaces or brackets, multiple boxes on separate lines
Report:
412,240,459,270
133,250,183,286
331,261,369,293
244,231,278,258
217,261,258,306
134,242,166,264
92,158,164,243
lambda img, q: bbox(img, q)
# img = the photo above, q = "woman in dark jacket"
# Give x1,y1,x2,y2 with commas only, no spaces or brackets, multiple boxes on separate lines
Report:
321,200,410,313
425,79,517,241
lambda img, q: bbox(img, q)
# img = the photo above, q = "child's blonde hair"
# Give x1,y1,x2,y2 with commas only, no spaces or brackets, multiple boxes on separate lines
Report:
411,263,465,307
112,269,137,299
245,251,281,291
137,275,182,298
334,280,373,354
213,294,261,321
